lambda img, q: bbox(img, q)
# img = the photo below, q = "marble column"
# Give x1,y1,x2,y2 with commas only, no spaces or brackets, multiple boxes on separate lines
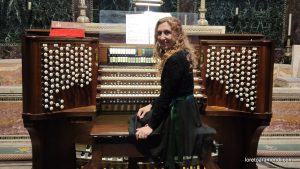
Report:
292,45,300,77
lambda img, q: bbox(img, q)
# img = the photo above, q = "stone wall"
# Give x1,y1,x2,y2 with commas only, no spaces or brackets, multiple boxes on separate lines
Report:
1,0,298,62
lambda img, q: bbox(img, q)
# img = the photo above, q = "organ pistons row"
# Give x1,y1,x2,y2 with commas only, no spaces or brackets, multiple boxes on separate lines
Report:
107,47,156,65
40,42,94,112
204,45,259,112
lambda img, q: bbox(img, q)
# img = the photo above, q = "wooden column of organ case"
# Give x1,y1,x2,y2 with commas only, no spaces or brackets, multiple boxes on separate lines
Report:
200,40,274,169
22,36,98,169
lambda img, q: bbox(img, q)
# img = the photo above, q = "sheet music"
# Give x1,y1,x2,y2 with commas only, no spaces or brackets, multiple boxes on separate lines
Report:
126,12,171,44
126,14,149,44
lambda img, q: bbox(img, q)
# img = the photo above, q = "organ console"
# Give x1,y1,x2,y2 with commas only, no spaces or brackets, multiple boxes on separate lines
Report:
22,32,273,169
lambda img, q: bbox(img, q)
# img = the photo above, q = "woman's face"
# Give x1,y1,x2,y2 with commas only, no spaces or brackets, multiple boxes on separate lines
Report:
156,22,175,51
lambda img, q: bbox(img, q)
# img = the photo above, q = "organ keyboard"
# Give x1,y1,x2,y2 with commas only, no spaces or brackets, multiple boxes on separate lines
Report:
96,43,207,114
97,65,206,113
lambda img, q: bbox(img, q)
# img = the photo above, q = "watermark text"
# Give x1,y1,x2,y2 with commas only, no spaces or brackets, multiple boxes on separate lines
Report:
245,157,294,163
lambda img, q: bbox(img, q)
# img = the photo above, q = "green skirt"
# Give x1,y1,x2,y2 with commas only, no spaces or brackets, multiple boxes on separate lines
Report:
130,95,216,168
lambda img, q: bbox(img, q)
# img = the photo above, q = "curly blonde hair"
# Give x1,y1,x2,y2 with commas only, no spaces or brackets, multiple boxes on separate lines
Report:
153,16,198,73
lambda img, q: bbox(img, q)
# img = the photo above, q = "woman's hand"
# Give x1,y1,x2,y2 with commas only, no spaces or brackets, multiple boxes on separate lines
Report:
135,125,153,139
137,104,152,119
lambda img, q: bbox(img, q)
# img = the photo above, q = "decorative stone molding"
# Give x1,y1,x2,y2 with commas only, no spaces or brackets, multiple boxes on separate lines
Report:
83,23,225,34
83,23,126,34
183,25,225,35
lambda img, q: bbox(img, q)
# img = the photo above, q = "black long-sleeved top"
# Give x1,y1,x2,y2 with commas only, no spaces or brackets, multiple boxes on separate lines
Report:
148,50,194,129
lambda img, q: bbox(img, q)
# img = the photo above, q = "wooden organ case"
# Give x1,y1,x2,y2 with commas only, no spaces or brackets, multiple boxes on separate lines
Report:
22,33,274,169
22,36,98,169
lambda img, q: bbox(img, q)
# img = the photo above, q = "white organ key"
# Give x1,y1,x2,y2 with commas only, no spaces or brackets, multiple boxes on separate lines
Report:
100,67,200,74
100,76,160,81
100,68,157,73
98,93,205,98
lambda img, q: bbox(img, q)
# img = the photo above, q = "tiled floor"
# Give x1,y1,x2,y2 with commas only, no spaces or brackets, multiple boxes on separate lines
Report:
257,160,300,169
0,161,31,169
256,135,300,168
0,160,300,169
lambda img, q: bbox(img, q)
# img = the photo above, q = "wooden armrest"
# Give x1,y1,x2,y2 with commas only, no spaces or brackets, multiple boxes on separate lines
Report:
204,106,272,119
23,105,96,121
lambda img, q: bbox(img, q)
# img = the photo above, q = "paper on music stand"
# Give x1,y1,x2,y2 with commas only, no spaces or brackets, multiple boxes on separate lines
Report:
126,12,171,44
126,14,149,44
147,12,171,44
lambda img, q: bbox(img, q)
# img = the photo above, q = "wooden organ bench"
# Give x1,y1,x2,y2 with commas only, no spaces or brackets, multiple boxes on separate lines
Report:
22,33,274,169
